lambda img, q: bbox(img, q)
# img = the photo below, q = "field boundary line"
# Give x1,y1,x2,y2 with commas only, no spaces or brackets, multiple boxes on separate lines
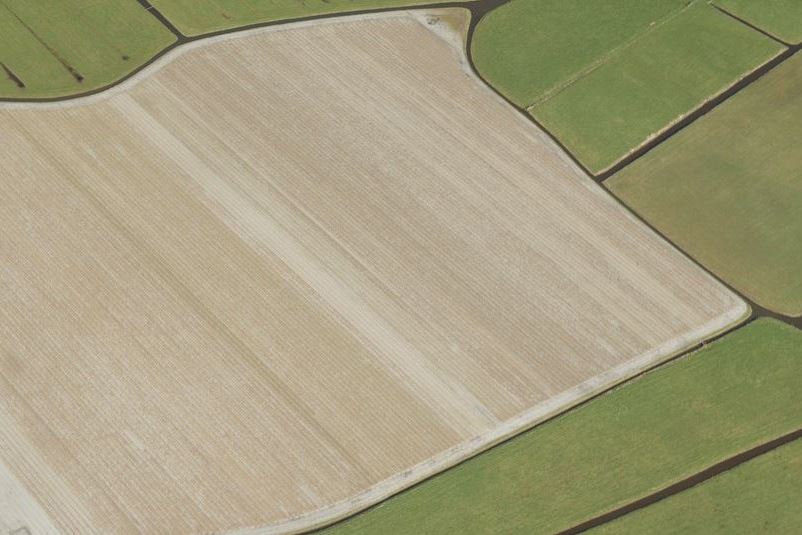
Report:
711,3,793,47
134,0,186,39
558,427,802,534
0,0,499,104
596,44,798,180
238,301,748,535
526,0,696,110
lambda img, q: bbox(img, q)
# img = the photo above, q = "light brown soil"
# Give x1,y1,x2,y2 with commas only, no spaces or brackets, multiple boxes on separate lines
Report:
0,11,744,534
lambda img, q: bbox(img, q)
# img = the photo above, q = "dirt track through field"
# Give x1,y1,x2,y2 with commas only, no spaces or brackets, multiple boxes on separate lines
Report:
0,11,744,534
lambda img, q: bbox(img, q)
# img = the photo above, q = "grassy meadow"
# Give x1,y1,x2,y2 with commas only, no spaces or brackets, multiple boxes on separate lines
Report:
716,0,802,44
471,0,685,107
147,0,468,36
0,0,175,98
609,52,802,316
324,319,802,534
590,439,802,534
472,0,782,173
530,1,781,172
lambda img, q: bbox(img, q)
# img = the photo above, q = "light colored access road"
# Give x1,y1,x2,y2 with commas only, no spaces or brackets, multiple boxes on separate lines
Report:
0,10,745,534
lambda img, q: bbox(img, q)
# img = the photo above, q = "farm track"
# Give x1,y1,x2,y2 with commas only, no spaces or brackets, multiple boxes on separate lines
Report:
1,1,799,532
558,427,802,534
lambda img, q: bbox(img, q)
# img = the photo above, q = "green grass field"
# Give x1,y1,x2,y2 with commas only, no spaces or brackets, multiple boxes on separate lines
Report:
472,0,782,173
609,53,802,317
147,0,466,36
530,1,781,172
324,319,802,534
471,0,686,107
0,1,175,99
590,439,802,534
716,0,802,44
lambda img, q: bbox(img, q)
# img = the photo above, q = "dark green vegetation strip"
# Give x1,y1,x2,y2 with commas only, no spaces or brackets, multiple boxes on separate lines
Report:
609,53,802,317
323,319,802,534
716,0,802,44
0,0,176,98
147,0,469,36
473,0,782,173
589,438,802,534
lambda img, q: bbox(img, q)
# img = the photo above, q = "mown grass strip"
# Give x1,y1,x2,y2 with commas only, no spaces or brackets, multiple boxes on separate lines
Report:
323,319,802,534
608,52,802,316
0,0,176,98
588,437,802,534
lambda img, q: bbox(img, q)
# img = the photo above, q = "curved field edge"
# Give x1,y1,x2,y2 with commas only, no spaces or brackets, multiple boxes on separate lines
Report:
1,10,747,534
607,51,802,317
0,0,177,100
470,0,786,174
322,318,802,535
231,310,750,535
0,0,476,102
588,437,802,534
162,12,749,534
147,0,479,36
470,0,687,108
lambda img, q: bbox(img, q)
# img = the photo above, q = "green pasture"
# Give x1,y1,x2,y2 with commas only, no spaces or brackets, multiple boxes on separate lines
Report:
0,0,175,98
147,0,465,36
473,0,781,173
609,53,802,316
471,0,685,107
531,1,781,172
591,438,802,534
716,0,802,44
324,319,802,534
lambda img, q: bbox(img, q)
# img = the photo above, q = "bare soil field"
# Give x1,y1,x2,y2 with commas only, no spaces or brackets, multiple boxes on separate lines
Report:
0,10,744,534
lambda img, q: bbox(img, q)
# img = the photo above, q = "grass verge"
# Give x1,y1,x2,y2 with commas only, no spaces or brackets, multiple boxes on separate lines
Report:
323,319,802,534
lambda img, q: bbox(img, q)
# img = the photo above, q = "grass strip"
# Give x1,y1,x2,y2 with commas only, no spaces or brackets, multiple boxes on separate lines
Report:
589,437,802,534
324,319,802,534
